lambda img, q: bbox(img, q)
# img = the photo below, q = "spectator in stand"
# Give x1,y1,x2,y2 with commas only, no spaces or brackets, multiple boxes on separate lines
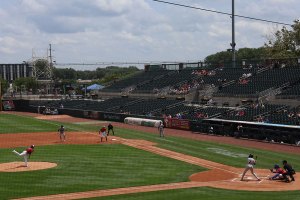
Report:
257,115,264,122
176,113,182,119
236,110,245,116
235,124,243,138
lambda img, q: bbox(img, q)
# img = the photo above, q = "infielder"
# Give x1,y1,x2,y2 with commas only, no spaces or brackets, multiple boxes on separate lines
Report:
99,126,107,142
240,154,261,181
58,125,66,142
12,145,35,167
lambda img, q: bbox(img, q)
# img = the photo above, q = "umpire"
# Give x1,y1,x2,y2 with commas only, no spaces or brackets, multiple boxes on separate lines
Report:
282,160,295,182
108,123,114,136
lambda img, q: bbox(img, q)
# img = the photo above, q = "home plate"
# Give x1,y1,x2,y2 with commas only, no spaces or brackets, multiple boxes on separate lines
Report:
112,139,117,141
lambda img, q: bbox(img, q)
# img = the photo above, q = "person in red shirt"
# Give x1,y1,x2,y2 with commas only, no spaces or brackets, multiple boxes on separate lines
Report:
269,164,285,180
99,126,107,142
12,145,35,167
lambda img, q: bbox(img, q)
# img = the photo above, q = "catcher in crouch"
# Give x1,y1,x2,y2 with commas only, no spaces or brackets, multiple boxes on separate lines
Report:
269,164,285,180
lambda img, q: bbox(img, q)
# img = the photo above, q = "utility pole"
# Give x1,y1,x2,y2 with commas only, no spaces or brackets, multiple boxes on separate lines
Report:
49,44,53,68
231,0,236,68
48,44,54,94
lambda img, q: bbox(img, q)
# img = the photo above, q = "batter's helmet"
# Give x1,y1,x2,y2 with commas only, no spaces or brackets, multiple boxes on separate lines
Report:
274,164,279,169
248,154,254,158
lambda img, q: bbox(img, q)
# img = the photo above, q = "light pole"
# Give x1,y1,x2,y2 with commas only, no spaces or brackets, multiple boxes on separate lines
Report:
231,0,236,68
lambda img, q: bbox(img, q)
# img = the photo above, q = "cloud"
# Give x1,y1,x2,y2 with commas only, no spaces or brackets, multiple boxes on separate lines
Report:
0,0,299,68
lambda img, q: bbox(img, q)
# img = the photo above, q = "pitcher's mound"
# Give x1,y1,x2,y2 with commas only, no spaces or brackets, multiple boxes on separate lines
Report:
0,162,57,172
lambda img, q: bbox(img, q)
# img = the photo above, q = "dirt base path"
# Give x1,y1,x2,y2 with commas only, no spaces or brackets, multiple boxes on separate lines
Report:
1,112,299,200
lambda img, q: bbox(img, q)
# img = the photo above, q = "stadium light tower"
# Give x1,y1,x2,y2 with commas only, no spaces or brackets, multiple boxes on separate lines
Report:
231,0,236,68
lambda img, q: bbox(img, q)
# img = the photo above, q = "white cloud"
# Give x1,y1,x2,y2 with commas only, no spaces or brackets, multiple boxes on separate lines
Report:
0,0,299,68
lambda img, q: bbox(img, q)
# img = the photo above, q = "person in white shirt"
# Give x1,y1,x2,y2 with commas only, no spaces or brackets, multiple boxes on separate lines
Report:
158,121,165,137
240,154,261,181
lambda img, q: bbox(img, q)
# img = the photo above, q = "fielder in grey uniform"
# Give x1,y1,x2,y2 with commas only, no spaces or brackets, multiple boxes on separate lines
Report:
158,121,165,137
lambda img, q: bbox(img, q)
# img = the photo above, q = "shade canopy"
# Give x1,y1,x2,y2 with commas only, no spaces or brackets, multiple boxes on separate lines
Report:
84,84,104,91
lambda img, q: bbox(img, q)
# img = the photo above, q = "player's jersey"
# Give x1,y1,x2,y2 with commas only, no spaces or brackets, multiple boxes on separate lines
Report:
275,168,285,174
26,148,34,155
58,127,65,134
100,127,106,132
158,124,164,130
247,157,256,167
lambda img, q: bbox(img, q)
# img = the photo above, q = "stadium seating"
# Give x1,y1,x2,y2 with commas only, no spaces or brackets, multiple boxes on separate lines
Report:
26,66,300,127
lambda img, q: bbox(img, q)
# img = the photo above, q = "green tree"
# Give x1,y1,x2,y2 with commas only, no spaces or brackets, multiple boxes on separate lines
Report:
0,78,9,95
53,68,77,80
204,47,268,67
264,20,300,58
14,77,38,93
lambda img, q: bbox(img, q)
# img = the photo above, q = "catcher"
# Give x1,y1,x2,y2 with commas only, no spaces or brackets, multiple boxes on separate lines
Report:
269,164,285,180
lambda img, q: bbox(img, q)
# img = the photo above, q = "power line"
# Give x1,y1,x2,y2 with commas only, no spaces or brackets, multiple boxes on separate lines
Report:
54,60,201,66
152,0,292,26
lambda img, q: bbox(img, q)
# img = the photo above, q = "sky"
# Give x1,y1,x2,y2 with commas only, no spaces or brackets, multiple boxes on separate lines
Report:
0,0,299,70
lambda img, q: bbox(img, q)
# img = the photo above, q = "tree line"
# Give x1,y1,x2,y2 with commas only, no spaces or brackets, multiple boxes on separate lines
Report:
205,20,300,65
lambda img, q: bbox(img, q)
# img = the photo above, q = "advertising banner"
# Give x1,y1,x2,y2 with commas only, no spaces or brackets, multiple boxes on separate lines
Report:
165,118,190,130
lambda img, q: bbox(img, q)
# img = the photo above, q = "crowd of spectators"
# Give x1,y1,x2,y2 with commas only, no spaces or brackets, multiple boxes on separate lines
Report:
169,79,203,95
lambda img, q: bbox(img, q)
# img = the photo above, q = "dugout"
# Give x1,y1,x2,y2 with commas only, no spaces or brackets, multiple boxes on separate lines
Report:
201,118,300,145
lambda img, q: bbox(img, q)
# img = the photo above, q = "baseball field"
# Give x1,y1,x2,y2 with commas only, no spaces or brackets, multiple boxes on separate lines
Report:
0,111,299,200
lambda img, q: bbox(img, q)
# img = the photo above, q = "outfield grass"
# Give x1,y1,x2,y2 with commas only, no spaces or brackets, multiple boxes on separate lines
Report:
1,113,300,199
0,113,99,134
0,113,64,133
115,128,300,170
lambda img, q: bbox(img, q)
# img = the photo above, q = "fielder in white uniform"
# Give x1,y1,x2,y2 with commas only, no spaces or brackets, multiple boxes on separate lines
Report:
158,121,165,137
240,154,261,181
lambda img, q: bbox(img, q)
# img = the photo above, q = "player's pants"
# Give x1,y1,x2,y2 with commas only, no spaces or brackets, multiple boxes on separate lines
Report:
108,129,114,135
100,132,107,142
271,173,282,180
283,171,295,181
13,150,29,167
241,166,260,180
159,130,164,137
60,133,66,141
